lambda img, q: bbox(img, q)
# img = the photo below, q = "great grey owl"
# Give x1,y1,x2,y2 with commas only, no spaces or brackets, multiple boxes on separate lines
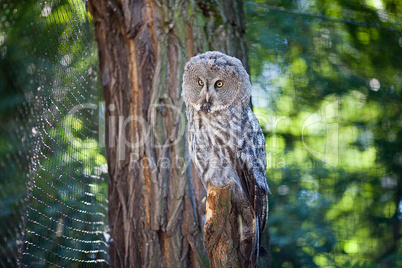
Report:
182,51,269,267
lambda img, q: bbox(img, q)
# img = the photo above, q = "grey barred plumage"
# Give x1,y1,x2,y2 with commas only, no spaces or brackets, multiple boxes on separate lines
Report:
182,51,270,267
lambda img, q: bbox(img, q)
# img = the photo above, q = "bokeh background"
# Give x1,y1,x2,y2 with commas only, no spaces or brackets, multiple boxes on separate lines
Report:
0,0,401,267
246,1,401,267
0,0,109,266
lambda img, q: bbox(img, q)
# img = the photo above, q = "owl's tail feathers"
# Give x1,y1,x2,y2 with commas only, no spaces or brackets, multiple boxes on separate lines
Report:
259,246,269,258
238,214,271,267
238,212,259,267
258,224,271,267
256,247,271,268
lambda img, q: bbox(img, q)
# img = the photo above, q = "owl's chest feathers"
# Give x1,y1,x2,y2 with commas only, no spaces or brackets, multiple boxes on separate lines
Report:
192,110,239,153
189,108,244,186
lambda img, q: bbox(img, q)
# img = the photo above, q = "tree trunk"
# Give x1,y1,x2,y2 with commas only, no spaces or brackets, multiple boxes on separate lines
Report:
87,0,248,266
204,183,240,268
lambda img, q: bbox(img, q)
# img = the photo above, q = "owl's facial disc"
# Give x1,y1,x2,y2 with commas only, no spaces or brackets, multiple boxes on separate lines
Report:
191,77,234,113
182,51,251,113
197,80,221,112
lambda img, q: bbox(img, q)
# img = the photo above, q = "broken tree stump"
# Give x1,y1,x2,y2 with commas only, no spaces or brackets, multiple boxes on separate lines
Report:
204,183,241,268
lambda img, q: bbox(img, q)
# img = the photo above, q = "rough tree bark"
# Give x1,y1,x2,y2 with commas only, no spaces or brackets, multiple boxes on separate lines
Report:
88,0,248,266
204,184,240,267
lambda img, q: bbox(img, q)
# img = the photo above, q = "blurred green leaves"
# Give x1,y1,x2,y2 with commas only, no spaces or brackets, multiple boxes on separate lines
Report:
246,0,401,267
0,0,108,266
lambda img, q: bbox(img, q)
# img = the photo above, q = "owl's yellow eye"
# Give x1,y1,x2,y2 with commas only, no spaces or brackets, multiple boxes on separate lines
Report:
198,79,204,86
215,81,223,88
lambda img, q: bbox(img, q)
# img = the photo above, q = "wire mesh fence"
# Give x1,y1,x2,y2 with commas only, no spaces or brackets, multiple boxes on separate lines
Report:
0,0,108,266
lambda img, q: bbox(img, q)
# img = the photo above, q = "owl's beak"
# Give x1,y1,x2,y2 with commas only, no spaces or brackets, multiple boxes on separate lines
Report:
206,92,210,103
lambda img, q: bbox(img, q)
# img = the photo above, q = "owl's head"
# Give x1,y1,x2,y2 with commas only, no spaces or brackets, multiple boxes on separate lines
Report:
182,51,251,113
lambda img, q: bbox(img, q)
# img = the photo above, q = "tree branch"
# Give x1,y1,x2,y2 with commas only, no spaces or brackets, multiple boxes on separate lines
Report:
204,183,241,268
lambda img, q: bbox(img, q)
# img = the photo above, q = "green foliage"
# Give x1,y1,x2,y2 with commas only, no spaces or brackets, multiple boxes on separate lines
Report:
0,0,108,266
246,0,401,267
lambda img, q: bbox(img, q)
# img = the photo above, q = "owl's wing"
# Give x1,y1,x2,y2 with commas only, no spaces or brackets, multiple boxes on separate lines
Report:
236,107,269,266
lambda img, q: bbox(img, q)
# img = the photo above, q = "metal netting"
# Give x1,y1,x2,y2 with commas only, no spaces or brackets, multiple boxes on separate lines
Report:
0,0,108,266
